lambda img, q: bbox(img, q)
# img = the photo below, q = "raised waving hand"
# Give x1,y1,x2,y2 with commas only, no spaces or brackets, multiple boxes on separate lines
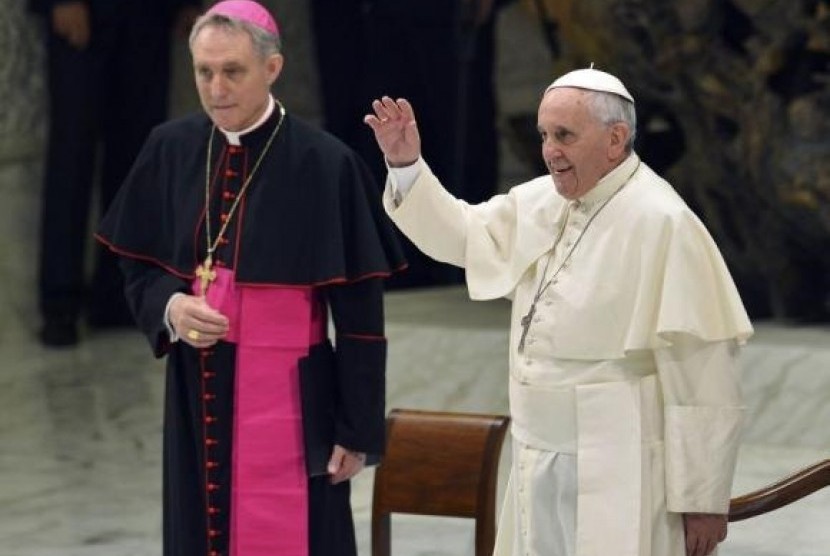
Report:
364,97,422,167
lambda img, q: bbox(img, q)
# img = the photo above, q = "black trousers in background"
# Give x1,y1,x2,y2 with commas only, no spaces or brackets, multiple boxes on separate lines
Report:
38,1,173,323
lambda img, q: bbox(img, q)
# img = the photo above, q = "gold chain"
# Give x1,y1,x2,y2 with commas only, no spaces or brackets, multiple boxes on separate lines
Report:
195,100,286,296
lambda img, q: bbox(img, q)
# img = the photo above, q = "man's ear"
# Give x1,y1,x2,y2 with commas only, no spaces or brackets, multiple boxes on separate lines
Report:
266,53,284,85
608,122,630,159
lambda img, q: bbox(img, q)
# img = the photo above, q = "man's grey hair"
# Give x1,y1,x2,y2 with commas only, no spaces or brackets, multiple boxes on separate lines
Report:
189,12,281,58
586,91,637,153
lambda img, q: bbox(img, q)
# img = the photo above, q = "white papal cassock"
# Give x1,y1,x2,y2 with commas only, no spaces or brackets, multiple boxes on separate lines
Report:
383,152,753,556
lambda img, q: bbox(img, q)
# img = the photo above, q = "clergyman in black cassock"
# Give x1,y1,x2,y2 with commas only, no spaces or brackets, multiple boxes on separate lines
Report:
29,0,201,346
95,2,405,555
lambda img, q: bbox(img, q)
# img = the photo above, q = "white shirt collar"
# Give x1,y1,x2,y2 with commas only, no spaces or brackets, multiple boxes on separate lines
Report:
218,95,276,146
575,152,640,211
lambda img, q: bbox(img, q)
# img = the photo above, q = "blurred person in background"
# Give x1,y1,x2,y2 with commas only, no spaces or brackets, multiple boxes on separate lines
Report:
29,0,200,346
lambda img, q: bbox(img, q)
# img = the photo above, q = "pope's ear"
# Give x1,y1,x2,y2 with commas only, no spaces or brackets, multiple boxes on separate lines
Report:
608,122,630,158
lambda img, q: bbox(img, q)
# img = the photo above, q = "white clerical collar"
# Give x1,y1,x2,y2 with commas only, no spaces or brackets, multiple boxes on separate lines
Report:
575,152,640,210
219,95,276,146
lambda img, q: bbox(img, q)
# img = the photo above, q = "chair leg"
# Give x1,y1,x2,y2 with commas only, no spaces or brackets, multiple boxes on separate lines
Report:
475,519,497,556
371,511,391,556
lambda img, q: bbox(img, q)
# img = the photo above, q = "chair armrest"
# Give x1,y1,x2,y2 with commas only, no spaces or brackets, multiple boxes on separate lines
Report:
728,459,830,522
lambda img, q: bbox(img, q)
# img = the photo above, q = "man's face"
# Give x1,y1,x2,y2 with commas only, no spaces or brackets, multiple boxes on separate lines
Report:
191,25,283,132
537,88,628,200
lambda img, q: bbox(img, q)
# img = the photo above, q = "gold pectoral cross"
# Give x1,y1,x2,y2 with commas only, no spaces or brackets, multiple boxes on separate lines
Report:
195,255,217,296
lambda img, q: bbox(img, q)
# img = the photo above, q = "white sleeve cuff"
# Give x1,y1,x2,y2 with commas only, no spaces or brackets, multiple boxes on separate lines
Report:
164,292,186,343
387,157,423,204
664,405,744,513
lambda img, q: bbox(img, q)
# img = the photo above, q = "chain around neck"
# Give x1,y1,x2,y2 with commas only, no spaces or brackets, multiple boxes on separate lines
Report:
203,100,286,262
518,172,633,353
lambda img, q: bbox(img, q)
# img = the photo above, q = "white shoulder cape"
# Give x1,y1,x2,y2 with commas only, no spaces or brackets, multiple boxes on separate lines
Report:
385,155,753,359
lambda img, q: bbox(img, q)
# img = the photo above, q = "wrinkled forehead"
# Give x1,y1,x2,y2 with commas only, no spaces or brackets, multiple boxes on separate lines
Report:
191,26,261,69
538,88,596,125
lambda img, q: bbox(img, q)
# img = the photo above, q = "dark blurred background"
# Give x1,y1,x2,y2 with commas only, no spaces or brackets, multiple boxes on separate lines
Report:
2,0,828,330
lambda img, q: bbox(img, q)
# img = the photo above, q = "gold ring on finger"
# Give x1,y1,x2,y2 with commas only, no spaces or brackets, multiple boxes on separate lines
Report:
187,329,200,341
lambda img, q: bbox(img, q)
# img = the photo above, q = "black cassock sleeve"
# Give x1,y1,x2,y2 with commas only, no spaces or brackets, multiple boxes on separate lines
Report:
327,277,387,457
299,277,387,475
120,258,189,358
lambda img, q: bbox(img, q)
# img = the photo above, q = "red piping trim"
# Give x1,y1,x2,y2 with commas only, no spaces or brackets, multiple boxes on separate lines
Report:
94,234,193,279
339,333,387,342
95,234,407,287
233,265,409,288
198,349,215,555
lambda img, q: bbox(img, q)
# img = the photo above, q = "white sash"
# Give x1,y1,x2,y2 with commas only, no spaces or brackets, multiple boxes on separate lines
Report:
507,373,660,556
576,380,643,556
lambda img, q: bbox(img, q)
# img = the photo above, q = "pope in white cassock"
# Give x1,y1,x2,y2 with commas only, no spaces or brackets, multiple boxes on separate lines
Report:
364,68,754,556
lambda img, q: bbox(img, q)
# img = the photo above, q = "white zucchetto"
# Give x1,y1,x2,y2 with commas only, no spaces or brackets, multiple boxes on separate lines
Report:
545,67,635,103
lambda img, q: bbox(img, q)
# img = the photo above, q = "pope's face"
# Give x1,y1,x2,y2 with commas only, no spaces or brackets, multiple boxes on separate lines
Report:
191,25,283,132
537,88,628,200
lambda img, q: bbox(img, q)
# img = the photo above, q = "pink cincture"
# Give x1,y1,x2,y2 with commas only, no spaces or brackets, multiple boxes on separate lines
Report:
195,268,325,555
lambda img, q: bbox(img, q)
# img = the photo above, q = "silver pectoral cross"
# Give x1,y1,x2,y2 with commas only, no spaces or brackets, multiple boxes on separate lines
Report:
518,303,536,352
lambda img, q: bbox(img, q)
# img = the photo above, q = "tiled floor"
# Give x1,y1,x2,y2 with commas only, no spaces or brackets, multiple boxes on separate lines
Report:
1,248,828,556
4,2,828,553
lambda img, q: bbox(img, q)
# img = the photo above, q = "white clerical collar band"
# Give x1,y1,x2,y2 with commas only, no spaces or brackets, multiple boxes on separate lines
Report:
219,95,277,146
578,153,639,210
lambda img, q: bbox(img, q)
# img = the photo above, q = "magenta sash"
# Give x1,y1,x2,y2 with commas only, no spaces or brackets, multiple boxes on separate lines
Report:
195,268,325,556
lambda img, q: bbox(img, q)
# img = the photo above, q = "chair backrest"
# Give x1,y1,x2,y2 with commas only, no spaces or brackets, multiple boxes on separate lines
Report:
728,459,830,521
371,408,511,556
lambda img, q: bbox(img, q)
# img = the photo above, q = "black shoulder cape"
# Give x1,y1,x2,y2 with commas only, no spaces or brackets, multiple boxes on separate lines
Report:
96,109,406,284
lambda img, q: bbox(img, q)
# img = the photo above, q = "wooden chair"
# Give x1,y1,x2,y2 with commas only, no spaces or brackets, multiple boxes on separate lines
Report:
728,458,830,521
371,408,510,556
370,407,826,554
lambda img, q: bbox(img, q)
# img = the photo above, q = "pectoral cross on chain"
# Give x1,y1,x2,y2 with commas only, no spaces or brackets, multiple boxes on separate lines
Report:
518,303,537,353
195,255,217,296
